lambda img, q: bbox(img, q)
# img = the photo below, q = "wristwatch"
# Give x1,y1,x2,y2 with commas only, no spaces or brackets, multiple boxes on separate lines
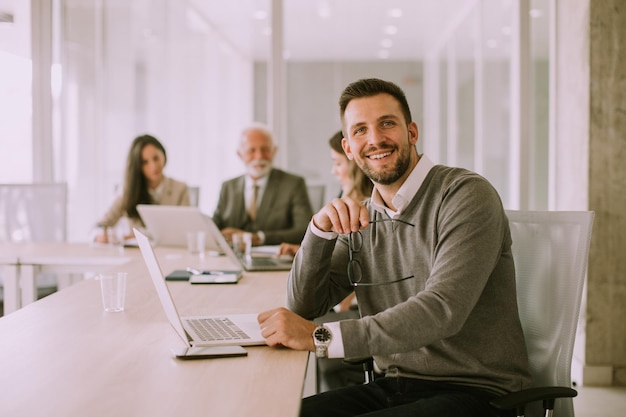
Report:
313,325,332,358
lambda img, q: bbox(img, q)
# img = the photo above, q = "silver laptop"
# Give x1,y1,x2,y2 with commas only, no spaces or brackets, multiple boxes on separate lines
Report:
136,204,222,251
134,228,266,355
202,215,294,272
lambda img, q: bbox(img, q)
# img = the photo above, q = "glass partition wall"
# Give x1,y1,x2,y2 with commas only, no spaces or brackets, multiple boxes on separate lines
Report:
57,0,262,239
2,0,552,241
424,0,550,210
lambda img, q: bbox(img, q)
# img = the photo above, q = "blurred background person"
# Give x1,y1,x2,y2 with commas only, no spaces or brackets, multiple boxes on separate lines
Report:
94,134,189,243
213,123,313,247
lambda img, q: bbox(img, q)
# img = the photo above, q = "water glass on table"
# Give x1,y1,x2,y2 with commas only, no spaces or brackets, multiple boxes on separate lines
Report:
98,272,127,312
186,231,206,257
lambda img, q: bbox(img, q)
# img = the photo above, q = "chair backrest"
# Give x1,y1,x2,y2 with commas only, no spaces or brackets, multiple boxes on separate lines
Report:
188,186,200,207
505,210,594,417
307,183,326,213
0,183,68,242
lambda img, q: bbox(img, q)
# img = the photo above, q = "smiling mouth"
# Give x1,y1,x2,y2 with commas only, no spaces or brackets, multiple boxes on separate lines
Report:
367,151,393,160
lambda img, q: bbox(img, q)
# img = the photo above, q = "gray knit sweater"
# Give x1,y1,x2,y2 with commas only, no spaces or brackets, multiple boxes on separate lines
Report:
287,165,532,395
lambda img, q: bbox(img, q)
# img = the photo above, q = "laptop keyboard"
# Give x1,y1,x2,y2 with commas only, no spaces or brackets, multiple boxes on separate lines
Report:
187,317,251,341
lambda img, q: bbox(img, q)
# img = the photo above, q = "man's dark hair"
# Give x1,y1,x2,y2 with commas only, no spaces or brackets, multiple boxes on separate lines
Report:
339,78,412,131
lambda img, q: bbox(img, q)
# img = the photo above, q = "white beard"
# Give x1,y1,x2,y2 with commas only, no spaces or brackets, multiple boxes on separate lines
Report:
246,160,272,179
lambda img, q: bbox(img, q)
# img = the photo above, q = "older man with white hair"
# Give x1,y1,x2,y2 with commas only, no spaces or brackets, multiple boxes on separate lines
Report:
213,123,313,246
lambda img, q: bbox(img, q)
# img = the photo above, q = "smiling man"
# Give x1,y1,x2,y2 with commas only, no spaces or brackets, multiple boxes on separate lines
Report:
258,78,531,417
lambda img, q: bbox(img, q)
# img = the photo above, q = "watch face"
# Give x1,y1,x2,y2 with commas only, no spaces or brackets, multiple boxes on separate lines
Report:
314,327,331,342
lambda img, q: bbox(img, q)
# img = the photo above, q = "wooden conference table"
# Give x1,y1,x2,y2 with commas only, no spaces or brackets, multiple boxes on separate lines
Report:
0,244,308,417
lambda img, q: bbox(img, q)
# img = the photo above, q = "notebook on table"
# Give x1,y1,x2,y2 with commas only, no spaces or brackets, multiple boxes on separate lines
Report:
136,204,222,251
134,228,266,358
202,215,294,272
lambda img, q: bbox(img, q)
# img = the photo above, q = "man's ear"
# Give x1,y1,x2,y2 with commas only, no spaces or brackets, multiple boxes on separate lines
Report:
341,137,353,160
408,122,419,146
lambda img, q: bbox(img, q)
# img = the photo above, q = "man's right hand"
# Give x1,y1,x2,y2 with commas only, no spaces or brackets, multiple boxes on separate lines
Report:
311,196,370,234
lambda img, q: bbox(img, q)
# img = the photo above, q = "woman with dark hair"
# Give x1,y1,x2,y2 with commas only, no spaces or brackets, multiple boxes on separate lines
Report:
94,134,189,243
327,130,373,201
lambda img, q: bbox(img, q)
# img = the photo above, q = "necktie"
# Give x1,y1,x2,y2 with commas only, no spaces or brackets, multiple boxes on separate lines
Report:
249,183,259,221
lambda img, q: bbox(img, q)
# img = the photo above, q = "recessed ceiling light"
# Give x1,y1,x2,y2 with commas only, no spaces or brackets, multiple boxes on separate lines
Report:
387,8,403,18
383,25,398,36
378,50,390,59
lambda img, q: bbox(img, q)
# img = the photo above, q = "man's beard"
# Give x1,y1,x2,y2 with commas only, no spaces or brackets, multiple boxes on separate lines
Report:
246,160,272,178
358,144,411,185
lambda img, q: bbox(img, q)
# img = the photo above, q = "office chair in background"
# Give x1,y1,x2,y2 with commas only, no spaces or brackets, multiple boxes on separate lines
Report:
0,183,68,312
188,186,200,207
346,210,594,417
0,183,67,243
490,210,594,417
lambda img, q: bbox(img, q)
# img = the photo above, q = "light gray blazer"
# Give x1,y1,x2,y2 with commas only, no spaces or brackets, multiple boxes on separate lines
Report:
97,176,190,231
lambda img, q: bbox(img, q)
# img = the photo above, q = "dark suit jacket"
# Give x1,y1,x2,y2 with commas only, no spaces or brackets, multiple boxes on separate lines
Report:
212,168,313,245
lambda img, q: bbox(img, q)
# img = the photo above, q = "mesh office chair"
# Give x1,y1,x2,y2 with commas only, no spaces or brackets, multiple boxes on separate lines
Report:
0,183,67,242
489,210,594,417
0,183,68,311
347,210,594,417
188,186,200,207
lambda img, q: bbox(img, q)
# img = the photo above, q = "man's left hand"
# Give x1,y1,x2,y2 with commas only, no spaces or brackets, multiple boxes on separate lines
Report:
257,307,317,351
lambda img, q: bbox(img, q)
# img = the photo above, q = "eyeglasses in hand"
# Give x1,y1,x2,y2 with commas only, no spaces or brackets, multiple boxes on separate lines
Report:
347,218,416,287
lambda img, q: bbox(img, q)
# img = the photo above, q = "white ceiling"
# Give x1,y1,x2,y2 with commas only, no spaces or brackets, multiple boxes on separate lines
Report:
189,0,476,61
187,0,549,61
0,0,548,62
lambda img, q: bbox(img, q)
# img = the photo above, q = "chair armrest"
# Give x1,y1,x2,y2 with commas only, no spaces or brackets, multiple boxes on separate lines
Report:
490,386,577,413
342,357,375,384
342,357,373,366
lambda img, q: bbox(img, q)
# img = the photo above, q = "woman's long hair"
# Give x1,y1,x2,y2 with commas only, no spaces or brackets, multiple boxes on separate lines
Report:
121,134,167,219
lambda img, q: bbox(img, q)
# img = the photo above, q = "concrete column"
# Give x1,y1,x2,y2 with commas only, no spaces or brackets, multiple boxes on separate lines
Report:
586,0,626,386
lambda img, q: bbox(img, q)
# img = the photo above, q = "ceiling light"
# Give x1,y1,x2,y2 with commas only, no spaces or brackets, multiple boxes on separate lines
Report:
383,25,398,36
380,39,393,48
387,8,403,18
378,50,390,60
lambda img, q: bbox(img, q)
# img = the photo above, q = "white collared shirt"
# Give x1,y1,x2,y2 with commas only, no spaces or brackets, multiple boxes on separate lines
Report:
245,175,268,244
245,175,268,211
370,154,435,218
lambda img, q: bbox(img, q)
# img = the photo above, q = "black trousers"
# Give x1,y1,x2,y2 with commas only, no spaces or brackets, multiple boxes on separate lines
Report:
300,377,509,417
